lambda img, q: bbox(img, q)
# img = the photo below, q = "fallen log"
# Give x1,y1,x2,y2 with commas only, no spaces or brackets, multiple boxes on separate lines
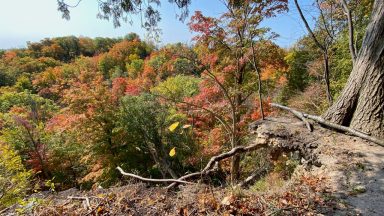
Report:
270,103,313,132
270,103,384,147
116,167,193,185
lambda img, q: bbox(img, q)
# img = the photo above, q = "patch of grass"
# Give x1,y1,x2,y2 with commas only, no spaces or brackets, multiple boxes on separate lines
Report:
250,173,285,193
251,177,269,192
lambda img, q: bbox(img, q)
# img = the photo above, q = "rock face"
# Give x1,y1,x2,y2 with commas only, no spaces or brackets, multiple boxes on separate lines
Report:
249,117,321,167
250,116,384,215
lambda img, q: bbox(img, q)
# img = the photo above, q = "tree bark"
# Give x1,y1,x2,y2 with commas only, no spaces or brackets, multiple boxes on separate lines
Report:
323,1,384,138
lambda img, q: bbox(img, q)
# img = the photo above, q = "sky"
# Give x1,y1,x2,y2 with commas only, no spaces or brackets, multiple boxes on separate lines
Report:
0,0,317,49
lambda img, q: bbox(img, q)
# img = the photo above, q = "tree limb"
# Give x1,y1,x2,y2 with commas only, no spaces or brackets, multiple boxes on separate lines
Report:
316,0,334,42
294,0,325,51
236,167,266,188
270,103,313,131
271,103,384,147
294,0,333,105
116,167,194,184
166,142,268,189
0,206,11,215
340,0,357,63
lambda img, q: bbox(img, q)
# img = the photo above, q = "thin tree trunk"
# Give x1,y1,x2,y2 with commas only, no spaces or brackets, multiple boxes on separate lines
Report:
294,0,333,105
250,40,264,120
230,95,241,184
340,0,357,63
323,51,333,104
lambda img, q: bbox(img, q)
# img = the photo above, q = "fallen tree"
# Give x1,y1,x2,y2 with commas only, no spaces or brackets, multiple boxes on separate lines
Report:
270,103,384,147
117,142,269,189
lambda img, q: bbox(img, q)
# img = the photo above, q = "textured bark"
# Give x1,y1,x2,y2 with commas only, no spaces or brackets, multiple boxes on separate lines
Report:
324,1,384,138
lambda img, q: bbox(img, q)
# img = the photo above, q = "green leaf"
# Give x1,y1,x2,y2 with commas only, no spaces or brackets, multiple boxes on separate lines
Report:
168,122,179,132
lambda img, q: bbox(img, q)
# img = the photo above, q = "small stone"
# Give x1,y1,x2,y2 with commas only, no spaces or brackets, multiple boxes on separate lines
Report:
221,195,234,206
353,185,367,194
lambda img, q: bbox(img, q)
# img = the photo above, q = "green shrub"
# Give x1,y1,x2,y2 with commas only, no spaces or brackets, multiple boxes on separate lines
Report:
0,143,31,209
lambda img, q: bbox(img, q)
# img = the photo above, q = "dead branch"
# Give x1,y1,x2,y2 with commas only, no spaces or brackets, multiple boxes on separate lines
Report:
271,103,384,147
83,201,104,216
236,168,266,188
167,142,268,189
166,164,219,190
0,206,11,215
294,0,325,51
270,103,313,132
116,167,193,185
67,196,103,200
68,196,91,210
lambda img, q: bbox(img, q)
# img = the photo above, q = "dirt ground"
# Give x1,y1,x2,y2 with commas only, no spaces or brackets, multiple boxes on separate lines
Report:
2,116,383,215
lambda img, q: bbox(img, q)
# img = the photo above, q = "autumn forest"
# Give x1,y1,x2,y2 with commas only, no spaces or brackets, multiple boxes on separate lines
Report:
1,0,383,214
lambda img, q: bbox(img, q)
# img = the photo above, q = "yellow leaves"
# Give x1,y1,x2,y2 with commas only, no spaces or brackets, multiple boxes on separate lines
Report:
169,147,176,157
168,122,179,132
167,122,191,157
169,122,192,132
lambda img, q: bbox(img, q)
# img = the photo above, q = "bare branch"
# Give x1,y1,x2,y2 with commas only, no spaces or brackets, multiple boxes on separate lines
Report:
270,103,313,131
167,142,268,189
236,167,266,188
294,0,325,51
0,206,11,215
116,167,194,184
271,103,384,147
316,0,334,41
203,68,235,110
294,0,333,105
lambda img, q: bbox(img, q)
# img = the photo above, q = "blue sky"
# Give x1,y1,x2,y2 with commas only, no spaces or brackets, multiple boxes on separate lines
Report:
0,0,316,49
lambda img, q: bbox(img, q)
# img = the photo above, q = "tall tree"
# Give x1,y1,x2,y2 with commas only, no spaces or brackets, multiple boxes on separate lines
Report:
323,1,383,139
188,0,287,183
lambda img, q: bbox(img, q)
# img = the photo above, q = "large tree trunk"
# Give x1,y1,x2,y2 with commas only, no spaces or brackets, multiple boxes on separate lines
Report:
323,1,384,138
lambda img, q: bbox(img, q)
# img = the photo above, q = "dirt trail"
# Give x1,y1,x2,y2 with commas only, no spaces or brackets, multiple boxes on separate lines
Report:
261,116,384,215
313,127,384,215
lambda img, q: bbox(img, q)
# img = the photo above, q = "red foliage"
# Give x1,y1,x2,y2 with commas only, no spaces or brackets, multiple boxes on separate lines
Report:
112,77,128,100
